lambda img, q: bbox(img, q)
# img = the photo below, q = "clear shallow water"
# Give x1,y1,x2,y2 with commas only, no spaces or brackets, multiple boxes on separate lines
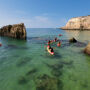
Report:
0,28,90,90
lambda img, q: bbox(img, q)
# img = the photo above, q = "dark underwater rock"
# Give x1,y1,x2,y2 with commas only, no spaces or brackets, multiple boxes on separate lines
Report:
73,41,86,47
18,76,28,85
0,23,27,40
26,69,37,76
17,57,31,67
35,74,62,90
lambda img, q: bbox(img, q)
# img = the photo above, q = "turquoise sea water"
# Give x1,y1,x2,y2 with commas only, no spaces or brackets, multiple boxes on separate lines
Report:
0,28,90,90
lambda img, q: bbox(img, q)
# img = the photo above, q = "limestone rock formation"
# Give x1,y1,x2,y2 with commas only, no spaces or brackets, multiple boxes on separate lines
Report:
69,37,77,43
0,23,27,40
61,15,90,30
84,43,90,55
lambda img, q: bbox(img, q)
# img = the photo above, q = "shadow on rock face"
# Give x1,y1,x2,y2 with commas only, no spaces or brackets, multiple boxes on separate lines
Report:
17,57,32,67
35,74,63,90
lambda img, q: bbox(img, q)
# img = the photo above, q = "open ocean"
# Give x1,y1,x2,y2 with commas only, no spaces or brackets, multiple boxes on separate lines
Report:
0,28,90,90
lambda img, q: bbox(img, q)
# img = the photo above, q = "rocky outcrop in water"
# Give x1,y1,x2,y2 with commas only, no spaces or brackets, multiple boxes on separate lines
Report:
0,23,26,40
84,43,90,55
61,15,90,30
69,37,77,43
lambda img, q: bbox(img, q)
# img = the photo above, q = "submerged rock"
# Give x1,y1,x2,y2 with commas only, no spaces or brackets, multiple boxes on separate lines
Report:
69,37,77,43
84,43,90,55
35,74,62,90
18,76,28,85
61,15,90,30
26,69,37,76
0,23,26,40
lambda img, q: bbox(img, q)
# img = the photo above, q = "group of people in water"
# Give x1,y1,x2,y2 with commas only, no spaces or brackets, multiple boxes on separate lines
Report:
46,34,62,55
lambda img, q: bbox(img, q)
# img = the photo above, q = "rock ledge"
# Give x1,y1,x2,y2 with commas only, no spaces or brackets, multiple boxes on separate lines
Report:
61,15,90,30
0,23,27,40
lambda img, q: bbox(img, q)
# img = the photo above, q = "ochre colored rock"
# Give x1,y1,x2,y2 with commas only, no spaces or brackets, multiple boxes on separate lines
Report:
61,15,90,30
0,23,26,40
69,37,77,43
84,43,90,55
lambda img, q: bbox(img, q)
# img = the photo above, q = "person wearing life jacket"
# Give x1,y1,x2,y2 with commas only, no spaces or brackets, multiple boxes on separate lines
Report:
0,43,2,47
57,41,61,47
47,44,51,49
59,34,62,37
47,45,54,55
47,40,54,45
47,40,51,45
54,37,58,42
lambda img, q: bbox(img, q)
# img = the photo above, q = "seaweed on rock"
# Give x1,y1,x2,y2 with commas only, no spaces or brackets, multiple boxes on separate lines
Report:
26,69,37,76
18,76,28,85
35,74,63,90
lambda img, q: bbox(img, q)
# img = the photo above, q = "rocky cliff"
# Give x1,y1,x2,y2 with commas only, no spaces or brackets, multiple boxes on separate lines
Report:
61,15,90,30
0,23,26,39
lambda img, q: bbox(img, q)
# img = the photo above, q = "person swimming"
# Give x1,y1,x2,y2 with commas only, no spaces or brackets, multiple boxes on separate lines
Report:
47,45,54,55
57,41,61,47
0,43,2,47
59,34,62,36
54,37,58,42
47,40,54,45
47,40,51,45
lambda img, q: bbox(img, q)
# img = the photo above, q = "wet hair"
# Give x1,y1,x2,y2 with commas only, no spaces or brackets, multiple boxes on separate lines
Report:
51,48,54,52
47,45,51,49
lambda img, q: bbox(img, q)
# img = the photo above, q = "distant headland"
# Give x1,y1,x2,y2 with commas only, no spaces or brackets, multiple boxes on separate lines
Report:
61,15,90,30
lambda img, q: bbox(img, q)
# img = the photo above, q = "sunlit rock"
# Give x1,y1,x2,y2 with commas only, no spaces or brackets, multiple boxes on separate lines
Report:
84,43,90,55
61,15,90,30
0,23,27,40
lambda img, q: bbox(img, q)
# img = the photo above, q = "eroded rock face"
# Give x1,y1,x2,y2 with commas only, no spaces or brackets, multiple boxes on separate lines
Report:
84,43,90,55
0,23,26,39
61,15,90,30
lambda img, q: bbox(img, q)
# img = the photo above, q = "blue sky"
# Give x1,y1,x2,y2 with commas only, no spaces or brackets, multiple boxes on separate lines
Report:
0,0,90,28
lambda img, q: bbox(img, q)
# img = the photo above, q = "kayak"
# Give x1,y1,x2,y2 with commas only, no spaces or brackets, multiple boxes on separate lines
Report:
47,47,54,55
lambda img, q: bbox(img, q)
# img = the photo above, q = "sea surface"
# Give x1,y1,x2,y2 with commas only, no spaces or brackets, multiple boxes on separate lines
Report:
0,28,90,90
